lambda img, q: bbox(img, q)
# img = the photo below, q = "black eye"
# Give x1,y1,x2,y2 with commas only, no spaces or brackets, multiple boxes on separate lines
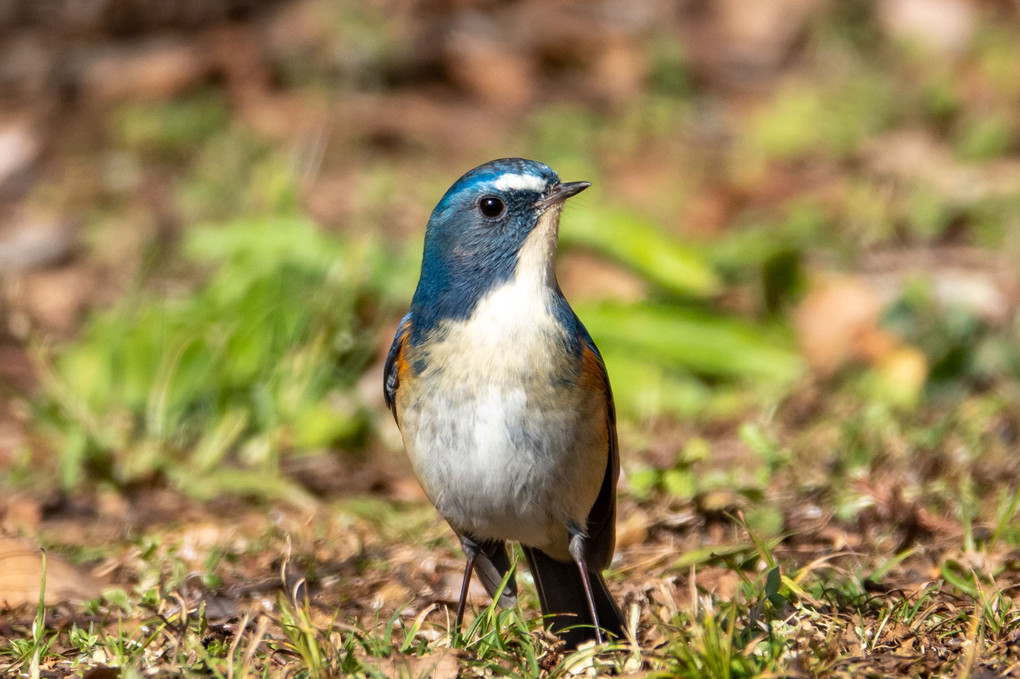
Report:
478,196,505,218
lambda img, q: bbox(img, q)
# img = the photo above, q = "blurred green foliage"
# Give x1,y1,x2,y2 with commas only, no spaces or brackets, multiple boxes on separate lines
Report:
36,216,385,502
579,301,802,417
554,188,812,422
11,1,1020,521
744,72,896,162
562,202,721,297
885,283,1020,392
113,95,231,156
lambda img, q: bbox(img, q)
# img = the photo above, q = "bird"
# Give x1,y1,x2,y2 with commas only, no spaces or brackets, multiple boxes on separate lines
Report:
383,157,625,648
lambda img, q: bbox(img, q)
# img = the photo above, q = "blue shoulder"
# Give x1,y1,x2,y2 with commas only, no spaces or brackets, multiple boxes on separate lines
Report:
549,292,601,361
578,319,605,364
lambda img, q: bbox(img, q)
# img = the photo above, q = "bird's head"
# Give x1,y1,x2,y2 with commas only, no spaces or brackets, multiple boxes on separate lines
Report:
411,158,589,327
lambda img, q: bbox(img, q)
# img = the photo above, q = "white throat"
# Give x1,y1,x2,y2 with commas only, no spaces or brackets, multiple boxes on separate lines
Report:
446,205,564,354
512,204,562,293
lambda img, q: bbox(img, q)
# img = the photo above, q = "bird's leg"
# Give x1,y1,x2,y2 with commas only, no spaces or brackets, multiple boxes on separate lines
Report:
567,523,604,644
455,535,481,631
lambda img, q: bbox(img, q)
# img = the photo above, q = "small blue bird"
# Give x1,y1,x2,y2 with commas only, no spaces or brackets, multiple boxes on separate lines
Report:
384,158,624,647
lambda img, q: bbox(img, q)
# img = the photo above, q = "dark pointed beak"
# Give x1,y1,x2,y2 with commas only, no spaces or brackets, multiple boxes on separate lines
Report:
535,181,591,209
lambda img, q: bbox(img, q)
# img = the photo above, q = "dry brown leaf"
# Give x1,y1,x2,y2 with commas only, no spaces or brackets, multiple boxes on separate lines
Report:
614,506,651,550
865,131,1020,204
10,265,96,334
1,494,42,533
0,120,39,198
0,213,74,274
695,566,742,600
680,0,824,86
374,581,412,610
79,38,210,102
589,36,649,105
433,570,489,608
0,534,106,609
793,276,888,375
444,33,536,109
877,0,976,56
361,648,461,679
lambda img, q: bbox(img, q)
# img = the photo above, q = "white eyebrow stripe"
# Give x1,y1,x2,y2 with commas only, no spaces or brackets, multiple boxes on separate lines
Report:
489,173,548,192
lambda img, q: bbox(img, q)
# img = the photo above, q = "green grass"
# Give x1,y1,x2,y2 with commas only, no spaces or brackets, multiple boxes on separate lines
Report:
0,552,55,678
5,441,1020,678
30,215,388,502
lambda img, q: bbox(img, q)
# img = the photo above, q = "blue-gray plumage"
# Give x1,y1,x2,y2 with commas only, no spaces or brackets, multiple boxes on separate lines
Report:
384,158,624,647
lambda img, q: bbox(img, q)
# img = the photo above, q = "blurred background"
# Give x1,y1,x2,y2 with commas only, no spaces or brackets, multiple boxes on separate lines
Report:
2,0,1017,495
0,0,1019,672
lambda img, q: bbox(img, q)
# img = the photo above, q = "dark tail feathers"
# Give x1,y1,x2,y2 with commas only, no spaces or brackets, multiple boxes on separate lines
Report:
473,540,518,608
523,546,625,648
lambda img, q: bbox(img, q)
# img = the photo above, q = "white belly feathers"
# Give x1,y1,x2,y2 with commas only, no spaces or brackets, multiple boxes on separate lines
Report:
397,250,602,554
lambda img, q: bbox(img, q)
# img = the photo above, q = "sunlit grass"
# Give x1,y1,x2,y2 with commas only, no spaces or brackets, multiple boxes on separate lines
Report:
30,216,389,502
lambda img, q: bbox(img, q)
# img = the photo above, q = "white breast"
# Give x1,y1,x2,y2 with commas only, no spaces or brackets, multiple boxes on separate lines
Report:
397,210,604,555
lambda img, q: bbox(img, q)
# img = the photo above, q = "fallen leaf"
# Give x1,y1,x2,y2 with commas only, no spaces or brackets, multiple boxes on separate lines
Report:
79,38,210,102
0,534,106,609
793,276,887,375
0,120,39,199
361,648,461,679
0,213,74,274
877,0,976,56
1,494,42,533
